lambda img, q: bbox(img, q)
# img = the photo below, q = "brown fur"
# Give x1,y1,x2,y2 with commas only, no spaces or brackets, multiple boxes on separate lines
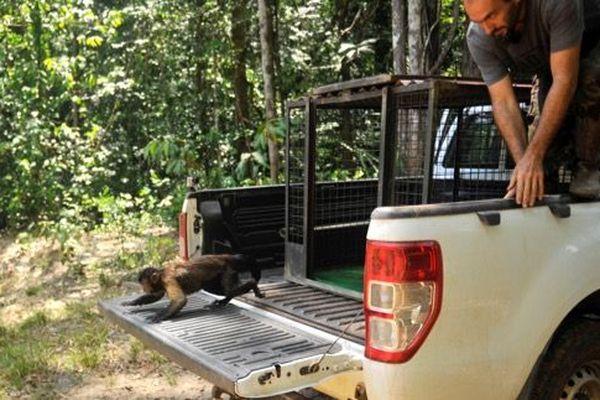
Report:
122,254,264,322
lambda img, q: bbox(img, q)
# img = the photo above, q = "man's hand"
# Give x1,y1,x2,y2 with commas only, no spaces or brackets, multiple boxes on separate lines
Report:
504,150,545,207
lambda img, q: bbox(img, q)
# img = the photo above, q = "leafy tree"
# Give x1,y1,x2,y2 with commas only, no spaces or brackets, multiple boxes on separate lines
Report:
0,0,467,232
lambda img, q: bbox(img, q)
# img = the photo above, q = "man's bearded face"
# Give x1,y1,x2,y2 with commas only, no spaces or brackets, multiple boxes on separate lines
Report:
464,0,525,44
499,1,523,43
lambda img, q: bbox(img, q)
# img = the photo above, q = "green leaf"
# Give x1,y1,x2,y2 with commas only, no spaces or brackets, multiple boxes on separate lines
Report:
252,151,268,167
85,36,104,48
146,141,159,159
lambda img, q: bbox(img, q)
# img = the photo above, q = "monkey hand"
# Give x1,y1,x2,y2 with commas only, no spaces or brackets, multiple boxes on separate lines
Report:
209,299,229,308
148,313,166,323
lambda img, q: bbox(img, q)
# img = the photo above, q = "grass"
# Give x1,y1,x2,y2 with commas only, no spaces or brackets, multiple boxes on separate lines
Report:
163,365,179,386
65,303,110,370
0,306,109,392
0,226,181,397
25,285,43,297
0,312,52,390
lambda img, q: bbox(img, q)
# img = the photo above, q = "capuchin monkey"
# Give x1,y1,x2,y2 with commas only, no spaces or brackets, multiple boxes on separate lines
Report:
122,254,264,322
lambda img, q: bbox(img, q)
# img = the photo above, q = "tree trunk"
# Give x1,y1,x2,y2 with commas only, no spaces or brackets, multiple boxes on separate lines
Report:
427,0,461,75
391,0,407,74
231,0,251,130
423,0,440,73
258,0,280,183
231,0,252,157
405,0,425,176
407,0,424,75
273,0,286,119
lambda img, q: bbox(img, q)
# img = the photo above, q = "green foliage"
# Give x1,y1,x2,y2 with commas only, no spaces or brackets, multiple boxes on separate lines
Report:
0,0,206,231
0,229,180,395
315,109,381,181
0,0,463,232
68,325,109,370
25,285,42,296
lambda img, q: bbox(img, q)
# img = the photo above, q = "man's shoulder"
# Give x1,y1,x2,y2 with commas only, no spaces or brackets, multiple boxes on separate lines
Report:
538,0,584,22
466,21,482,40
466,22,495,49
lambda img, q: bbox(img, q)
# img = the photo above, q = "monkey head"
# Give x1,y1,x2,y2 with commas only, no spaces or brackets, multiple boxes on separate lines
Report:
138,267,163,293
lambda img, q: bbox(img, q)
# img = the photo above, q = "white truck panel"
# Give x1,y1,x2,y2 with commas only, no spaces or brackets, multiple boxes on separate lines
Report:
364,202,600,399
181,196,202,258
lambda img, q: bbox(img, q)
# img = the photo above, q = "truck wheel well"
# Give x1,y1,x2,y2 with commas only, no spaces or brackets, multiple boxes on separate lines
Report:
548,290,600,347
517,289,600,399
547,290,600,358
569,289,600,319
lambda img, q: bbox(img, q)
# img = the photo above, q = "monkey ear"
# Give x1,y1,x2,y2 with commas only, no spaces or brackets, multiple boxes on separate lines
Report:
150,271,161,285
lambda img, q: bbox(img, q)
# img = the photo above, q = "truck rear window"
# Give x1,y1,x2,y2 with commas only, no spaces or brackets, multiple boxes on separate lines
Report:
442,112,502,169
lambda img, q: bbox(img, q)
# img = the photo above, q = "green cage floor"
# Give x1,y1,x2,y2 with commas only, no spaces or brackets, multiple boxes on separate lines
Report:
312,264,364,293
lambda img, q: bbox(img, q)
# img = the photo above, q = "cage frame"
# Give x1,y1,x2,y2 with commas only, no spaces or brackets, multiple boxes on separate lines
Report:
284,74,531,296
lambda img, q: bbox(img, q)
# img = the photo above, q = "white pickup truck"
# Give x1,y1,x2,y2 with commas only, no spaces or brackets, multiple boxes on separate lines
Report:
100,75,600,400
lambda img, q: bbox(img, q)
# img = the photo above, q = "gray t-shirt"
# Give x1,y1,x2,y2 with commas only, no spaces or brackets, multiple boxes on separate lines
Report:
467,0,596,86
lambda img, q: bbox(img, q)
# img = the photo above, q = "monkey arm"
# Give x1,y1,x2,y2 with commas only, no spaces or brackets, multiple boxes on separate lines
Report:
122,291,165,306
150,280,187,322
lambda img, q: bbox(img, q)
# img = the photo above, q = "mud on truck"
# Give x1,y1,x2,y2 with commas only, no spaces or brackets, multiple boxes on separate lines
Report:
100,75,600,400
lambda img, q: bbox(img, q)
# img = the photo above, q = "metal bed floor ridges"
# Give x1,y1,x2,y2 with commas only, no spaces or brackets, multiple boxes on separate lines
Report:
239,281,365,344
100,292,342,380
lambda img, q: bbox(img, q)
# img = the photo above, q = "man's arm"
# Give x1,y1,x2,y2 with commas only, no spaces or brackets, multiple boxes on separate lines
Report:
487,75,531,202
488,75,528,164
527,46,580,166
514,45,580,206
490,46,580,207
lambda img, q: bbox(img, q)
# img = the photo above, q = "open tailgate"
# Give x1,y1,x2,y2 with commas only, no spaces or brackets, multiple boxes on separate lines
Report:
99,287,362,398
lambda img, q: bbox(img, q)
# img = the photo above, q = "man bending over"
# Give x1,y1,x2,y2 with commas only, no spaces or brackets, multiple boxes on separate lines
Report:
464,0,600,206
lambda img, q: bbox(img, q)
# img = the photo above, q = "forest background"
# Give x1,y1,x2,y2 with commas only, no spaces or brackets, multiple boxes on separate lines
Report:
0,1,480,398
0,0,479,235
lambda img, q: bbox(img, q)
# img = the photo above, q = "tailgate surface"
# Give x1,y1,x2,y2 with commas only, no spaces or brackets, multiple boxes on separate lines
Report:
99,290,346,396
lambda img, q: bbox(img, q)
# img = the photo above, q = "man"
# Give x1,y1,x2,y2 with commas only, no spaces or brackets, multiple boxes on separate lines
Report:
464,0,600,207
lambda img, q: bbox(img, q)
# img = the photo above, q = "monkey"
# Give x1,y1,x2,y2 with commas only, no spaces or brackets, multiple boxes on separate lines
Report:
122,253,264,322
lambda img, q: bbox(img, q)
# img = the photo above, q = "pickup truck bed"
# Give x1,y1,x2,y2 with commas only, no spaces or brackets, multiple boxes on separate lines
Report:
98,274,363,398
234,281,364,343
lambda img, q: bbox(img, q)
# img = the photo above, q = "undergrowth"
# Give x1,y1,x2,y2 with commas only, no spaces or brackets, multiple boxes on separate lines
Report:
0,217,180,398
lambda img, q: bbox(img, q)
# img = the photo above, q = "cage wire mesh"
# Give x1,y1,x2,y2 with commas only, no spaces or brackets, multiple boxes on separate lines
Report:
312,108,381,271
393,82,535,204
283,78,581,288
394,91,430,205
432,104,512,202
287,107,306,245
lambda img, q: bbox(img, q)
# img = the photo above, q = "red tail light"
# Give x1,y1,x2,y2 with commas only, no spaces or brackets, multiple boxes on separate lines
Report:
179,212,189,261
364,240,443,363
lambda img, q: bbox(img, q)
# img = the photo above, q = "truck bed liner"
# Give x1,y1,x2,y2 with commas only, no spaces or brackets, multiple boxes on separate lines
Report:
238,282,365,344
99,285,362,397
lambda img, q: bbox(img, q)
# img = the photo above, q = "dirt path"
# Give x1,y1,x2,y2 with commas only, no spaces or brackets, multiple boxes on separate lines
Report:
0,229,219,399
62,370,213,399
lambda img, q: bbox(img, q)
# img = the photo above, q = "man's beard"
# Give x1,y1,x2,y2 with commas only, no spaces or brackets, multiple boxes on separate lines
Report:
499,1,524,44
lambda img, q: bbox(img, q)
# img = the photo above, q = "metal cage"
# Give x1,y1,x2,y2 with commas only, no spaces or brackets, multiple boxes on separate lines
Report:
284,75,560,295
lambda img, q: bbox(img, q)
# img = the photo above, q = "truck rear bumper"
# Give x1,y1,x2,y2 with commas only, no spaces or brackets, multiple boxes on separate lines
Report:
99,286,363,398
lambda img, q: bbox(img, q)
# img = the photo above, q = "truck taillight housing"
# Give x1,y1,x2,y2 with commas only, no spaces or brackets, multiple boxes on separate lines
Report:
364,240,443,363
179,212,189,261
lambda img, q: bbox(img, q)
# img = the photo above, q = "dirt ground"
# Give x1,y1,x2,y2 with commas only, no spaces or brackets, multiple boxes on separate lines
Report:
0,229,220,400
0,229,335,400
61,370,213,400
